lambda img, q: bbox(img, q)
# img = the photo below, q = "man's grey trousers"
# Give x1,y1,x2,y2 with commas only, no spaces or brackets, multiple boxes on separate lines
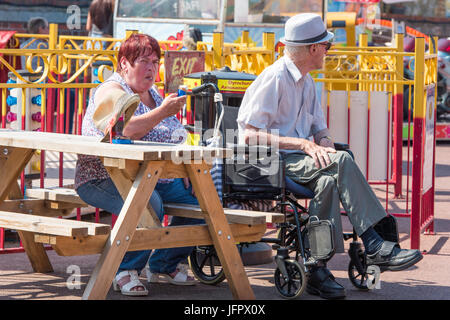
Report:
283,150,387,253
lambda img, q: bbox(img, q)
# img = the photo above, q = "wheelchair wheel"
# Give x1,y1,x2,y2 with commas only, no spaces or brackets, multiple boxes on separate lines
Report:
188,246,226,285
348,259,370,290
347,241,371,290
348,261,381,290
274,259,306,299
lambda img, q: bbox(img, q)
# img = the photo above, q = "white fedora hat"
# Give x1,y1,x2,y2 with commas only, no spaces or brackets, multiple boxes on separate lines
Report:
280,13,334,46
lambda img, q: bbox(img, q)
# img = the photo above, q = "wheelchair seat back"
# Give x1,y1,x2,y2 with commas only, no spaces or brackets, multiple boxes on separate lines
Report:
220,105,315,201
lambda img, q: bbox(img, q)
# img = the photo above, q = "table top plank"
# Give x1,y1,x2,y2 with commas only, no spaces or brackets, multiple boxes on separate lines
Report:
0,130,230,161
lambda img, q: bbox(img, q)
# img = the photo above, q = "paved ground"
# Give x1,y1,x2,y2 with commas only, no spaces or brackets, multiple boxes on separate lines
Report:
0,143,449,305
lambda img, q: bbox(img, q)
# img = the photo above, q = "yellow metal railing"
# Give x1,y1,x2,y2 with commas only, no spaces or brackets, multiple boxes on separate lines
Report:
206,32,276,74
7,24,279,80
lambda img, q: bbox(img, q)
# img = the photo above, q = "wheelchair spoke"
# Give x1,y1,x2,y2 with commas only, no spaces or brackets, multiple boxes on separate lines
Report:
348,261,370,290
208,256,216,276
198,254,208,269
189,246,226,285
289,280,300,293
197,251,218,276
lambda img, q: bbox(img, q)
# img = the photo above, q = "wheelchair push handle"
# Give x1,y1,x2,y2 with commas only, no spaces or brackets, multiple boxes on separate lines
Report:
191,82,224,144
191,82,219,94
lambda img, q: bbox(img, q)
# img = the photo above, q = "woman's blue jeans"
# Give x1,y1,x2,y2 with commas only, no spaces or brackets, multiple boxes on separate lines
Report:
77,178,201,275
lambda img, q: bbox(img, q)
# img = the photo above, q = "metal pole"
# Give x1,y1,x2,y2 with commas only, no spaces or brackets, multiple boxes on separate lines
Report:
217,0,227,32
322,0,328,22
393,32,404,198
411,37,425,250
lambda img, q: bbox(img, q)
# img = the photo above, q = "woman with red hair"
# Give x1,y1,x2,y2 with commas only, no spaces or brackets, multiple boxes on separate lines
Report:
75,34,200,296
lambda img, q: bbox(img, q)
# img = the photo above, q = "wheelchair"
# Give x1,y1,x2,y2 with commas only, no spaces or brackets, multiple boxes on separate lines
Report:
186,79,399,299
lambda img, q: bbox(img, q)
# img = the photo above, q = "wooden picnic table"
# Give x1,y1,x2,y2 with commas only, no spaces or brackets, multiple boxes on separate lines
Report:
0,129,260,300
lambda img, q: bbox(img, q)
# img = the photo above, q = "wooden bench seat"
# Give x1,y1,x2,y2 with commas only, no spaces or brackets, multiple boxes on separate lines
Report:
25,188,87,206
25,187,285,225
163,203,285,225
0,210,110,237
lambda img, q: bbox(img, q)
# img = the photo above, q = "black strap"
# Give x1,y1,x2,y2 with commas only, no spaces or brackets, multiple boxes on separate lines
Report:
311,267,335,282
285,30,328,44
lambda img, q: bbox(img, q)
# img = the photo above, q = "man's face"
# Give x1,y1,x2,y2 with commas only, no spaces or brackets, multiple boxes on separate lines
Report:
311,41,331,69
38,24,49,34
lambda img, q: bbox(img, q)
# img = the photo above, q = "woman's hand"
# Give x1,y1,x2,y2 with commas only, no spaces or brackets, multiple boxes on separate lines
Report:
160,93,186,117
183,177,195,196
302,139,336,169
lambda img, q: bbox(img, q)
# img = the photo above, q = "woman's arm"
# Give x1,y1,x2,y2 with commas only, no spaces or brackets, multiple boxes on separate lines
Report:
123,93,186,140
86,12,92,31
94,82,186,140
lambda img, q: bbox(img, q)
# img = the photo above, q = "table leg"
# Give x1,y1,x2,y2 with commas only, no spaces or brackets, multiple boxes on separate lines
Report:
186,162,255,300
17,231,54,272
0,147,34,202
106,166,161,228
0,147,53,273
82,161,164,300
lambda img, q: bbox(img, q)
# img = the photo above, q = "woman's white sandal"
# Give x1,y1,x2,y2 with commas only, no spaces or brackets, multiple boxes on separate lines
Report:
112,270,148,296
146,265,196,286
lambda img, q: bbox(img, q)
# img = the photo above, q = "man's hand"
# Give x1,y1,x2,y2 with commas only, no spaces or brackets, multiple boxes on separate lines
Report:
243,124,336,169
303,139,336,169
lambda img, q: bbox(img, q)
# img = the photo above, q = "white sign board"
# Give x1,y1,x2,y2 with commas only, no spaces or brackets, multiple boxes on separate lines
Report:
423,84,435,193
324,90,391,180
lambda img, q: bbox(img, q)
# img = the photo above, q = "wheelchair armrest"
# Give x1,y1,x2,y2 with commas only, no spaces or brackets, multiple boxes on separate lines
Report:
334,142,349,150
225,143,280,157
334,142,354,160
227,142,350,158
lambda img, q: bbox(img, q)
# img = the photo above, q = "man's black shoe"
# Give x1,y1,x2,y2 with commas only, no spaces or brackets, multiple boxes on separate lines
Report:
306,267,346,300
366,241,423,271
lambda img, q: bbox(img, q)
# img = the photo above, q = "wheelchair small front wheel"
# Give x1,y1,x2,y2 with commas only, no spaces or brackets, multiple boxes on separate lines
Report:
274,259,306,299
348,261,373,290
188,246,226,285
348,262,381,290
348,260,370,290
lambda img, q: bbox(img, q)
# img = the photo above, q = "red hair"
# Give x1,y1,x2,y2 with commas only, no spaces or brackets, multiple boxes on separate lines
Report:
117,34,161,72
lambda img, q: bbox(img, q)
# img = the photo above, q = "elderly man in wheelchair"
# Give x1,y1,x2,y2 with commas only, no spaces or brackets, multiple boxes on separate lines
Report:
229,13,422,299
187,13,422,300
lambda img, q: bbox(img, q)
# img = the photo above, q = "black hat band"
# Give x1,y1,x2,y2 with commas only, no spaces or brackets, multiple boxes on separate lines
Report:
285,30,328,44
